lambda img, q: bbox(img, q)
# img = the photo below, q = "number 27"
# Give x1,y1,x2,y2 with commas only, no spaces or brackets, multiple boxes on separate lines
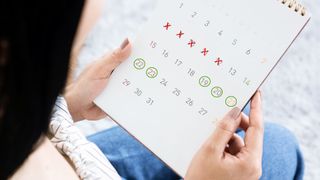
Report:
198,108,208,115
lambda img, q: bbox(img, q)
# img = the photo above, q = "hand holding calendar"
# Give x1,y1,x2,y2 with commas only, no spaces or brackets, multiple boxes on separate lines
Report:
95,0,310,176
186,92,263,180
65,39,132,121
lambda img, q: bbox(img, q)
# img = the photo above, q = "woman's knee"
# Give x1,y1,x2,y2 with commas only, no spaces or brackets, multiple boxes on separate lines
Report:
260,122,304,180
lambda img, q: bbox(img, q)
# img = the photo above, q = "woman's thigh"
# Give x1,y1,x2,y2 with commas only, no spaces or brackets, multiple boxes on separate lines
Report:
237,122,304,180
88,126,180,180
88,122,304,180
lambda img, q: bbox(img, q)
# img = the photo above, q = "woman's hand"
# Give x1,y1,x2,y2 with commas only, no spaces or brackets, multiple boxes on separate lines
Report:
64,39,131,121
185,91,263,180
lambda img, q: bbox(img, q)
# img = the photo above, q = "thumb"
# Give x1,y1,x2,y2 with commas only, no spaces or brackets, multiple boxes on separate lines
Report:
208,107,242,156
97,38,132,78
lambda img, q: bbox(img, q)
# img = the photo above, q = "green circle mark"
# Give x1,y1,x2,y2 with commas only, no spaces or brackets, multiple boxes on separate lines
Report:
211,86,223,98
225,96,237,107
199,76,211,87
146,67,158,79
133,58,146,70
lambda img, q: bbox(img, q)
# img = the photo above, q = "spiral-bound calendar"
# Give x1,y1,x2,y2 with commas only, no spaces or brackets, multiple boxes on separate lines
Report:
95,0,310,176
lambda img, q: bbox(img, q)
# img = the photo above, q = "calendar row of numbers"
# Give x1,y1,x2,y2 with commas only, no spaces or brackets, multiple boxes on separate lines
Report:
122,78,210,116
176,1,255,57
162,21,253,63
149,40,252,87
133,58,237,107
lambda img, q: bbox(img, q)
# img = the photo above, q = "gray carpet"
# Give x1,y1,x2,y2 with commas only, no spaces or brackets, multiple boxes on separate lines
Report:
76,0,320,179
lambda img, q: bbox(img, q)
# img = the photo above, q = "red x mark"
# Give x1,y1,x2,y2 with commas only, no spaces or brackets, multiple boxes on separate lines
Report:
214,57,223,66
176,30,184,38
201,48,209,56
188,39,196,47
163,22,171,30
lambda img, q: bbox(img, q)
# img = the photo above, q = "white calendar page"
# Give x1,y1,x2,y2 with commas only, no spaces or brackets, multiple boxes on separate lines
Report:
95,0,310,176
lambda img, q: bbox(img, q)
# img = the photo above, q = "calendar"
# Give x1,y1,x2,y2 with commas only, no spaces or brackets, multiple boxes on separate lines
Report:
95,0,310,176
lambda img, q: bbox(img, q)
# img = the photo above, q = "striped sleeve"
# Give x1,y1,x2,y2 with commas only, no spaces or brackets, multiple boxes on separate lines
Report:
48,96,121,180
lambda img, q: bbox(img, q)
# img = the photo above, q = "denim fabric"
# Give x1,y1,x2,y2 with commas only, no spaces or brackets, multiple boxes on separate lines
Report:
242,103,304,180
88,108,304,180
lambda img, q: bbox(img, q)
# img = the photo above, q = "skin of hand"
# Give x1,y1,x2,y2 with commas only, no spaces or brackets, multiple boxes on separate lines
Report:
185,91,263,180
64,38,131,122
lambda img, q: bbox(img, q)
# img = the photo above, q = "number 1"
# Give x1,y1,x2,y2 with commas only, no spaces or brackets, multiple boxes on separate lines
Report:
179,2,184,8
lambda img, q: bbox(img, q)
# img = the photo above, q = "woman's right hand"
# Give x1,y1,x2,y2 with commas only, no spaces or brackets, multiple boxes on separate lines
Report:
185,91,263,180
65,39,131,121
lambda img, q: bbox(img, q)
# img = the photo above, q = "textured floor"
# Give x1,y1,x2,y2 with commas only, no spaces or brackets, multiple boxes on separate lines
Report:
76,0,320,179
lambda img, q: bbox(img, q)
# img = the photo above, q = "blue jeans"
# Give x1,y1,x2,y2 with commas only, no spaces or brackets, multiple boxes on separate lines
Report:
88,107,304,179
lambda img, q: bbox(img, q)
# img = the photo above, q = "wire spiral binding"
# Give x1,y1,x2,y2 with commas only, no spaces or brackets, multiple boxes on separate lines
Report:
280,0,306,16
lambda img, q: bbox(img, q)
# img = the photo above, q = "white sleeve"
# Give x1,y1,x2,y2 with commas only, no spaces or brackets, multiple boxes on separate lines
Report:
49,96,121,180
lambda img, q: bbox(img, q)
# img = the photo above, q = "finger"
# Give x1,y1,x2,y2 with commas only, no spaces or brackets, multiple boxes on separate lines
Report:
243,91,264,157
228,133,245,155
240,113,249,131
209,107,241,156
85,106,108,120
97,38,132,78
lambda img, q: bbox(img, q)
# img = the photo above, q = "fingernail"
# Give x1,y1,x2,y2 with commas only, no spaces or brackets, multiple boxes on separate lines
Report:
251,91,262,107
256,90,262,102
258,90,262,100
120,38,129,50
228,107,241,120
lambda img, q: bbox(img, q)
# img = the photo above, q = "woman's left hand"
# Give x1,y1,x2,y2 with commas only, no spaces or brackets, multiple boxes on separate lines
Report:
64,39,131,121
185,91,263,180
